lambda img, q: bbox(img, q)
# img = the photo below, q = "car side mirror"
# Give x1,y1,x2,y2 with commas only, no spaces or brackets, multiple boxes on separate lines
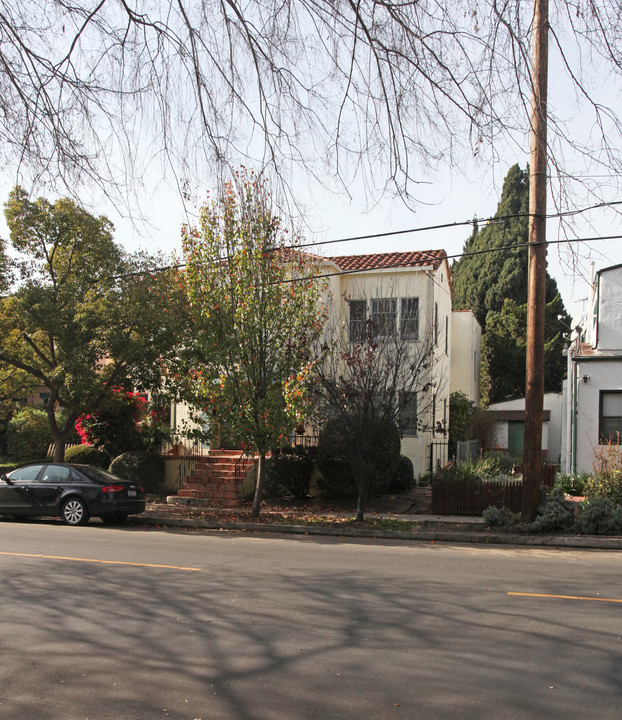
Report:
1,474,13,485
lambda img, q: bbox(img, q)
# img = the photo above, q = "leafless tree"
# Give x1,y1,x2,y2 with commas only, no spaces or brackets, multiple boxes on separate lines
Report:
1,1,622,220
311,288,448,521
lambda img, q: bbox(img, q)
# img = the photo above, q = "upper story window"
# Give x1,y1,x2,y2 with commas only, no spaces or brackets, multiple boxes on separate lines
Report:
349,297,420,342
401,298,419,340
370,298,397,338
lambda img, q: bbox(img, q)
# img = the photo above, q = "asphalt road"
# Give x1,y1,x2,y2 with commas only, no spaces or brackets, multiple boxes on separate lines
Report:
1,520,621,720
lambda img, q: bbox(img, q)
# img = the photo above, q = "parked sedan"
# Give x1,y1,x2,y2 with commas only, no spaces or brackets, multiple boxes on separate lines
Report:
0,463,146,525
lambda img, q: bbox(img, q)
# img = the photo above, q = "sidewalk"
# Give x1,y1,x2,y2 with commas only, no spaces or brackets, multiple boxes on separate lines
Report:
133,498,622,550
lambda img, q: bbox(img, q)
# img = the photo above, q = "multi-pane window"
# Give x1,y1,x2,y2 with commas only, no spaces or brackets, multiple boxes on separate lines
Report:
349,297,419,342
399,392,418,436
401,298,419,340
600,391,622,443
349,300,367,342
370,298,397,338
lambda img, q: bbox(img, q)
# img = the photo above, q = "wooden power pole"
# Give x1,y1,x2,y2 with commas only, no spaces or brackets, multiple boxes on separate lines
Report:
522,0,549,521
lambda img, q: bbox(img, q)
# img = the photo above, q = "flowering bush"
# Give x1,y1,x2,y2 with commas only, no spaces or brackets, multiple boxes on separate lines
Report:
75,388,148,458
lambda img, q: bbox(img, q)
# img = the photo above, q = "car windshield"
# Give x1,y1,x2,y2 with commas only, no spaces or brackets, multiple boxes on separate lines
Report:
78,467,128,484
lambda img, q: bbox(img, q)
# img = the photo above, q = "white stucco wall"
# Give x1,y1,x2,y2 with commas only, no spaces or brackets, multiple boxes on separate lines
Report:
596,266,622,350
326,260,452,477
487,395,559,456
450,310,481,406
572,358,622,474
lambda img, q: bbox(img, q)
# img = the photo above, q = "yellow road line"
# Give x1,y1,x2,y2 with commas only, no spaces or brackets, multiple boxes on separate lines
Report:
0,550,200,571
509,591,622,604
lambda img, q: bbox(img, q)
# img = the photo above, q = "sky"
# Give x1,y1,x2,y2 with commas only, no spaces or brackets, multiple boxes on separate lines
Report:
2,157,620,323
2,6,622,323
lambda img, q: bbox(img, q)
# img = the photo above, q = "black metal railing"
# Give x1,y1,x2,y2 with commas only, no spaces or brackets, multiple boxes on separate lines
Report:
174,439,207,490
287,433,319,452
235,453,257,486
428,440,449,473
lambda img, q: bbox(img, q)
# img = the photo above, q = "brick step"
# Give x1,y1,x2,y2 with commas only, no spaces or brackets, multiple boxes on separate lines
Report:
190,467,237,477
178,488,240,500
176,491,243,507
183,480,240,493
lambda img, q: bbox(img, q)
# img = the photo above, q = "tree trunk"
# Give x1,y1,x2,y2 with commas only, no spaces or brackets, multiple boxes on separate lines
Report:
356,476,368,522
46,390,67,463
251,453,265,518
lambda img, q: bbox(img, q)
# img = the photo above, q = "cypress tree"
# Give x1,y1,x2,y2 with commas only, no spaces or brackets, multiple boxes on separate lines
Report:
451,164,569,404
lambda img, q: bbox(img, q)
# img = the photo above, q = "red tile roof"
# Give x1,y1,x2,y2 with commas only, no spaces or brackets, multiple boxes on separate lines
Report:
327,250,447,272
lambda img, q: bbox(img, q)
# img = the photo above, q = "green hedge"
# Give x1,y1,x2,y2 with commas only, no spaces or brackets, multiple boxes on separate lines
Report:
64,444,111,469
6,408,52,461
265,454,313,499
109,451,165,494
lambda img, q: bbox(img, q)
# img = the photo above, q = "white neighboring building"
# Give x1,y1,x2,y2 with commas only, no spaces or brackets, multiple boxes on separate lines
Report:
487,393,563,462
450,310,481,406
561,263,622,474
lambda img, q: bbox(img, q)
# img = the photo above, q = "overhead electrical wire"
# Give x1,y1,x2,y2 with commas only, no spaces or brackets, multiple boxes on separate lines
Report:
110,198,622,281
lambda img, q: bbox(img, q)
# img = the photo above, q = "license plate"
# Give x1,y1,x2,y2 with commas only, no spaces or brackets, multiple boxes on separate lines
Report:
128,490,137,497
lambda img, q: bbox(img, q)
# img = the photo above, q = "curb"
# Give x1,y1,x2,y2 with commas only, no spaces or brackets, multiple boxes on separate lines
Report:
132,514,622,550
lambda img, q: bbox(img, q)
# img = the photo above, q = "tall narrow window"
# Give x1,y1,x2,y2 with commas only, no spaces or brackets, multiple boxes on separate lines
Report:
349,300,367,342
434,302,439,345
401,298,419,340
445,316,449,355
370,298,397,338
399,392,418,436
432,393,437,435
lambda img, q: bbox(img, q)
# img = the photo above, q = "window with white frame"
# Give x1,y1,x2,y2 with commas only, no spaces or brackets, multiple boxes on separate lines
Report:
348,297,420,342
600,391,622,443
399,392,418,436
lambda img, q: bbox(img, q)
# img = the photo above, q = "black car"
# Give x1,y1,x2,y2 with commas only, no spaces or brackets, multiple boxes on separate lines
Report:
0,463,146,525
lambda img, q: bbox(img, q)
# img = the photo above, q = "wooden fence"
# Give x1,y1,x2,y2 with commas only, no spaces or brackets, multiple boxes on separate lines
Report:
431,478,523,516
431,463,558,516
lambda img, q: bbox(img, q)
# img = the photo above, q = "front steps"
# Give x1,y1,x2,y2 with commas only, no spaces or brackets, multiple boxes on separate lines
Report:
172,449,253,507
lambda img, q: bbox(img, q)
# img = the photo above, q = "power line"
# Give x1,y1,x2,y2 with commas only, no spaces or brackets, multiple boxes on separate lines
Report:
284,200,622,253
109,198,622,281
115,232,622,284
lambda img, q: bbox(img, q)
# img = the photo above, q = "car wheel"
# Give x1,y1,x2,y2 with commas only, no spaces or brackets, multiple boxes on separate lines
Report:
100,513,128,525
61,497,90,526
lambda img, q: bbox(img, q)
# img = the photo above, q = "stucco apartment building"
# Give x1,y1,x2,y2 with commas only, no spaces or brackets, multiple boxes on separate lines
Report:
169,248,481,480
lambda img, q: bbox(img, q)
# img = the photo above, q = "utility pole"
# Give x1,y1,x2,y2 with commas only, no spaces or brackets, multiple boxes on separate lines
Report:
522,0,549,521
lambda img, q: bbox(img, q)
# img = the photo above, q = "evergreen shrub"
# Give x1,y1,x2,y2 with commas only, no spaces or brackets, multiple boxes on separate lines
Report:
316,416,401,498
109,451,165,493
64,444,110,469
6,407,52,460
265,453,313,499
528,488,576,533
576,498,622,535
387,455,415,493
